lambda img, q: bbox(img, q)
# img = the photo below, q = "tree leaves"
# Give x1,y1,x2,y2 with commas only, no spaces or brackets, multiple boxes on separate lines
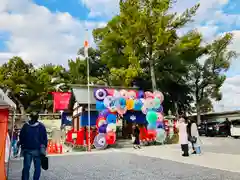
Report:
0,0,236,119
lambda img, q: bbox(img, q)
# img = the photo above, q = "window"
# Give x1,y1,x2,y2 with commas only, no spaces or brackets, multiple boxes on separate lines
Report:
231,120,240,126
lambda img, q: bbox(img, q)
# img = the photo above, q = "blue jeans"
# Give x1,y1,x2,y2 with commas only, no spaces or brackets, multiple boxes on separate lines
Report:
22,150,41,180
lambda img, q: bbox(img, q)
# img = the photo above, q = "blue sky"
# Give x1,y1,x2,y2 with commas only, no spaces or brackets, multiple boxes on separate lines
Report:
0,0,240,111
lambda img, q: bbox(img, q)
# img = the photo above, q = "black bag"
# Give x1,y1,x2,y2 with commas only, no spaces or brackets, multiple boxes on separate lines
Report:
189,136,197,143
41,155,49,170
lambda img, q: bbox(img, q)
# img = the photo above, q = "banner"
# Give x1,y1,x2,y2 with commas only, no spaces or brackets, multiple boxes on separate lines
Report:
0,109,9,180
52,92,71,112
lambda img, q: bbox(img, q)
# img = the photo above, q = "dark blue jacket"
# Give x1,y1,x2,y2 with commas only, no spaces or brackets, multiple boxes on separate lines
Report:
20,120,48,150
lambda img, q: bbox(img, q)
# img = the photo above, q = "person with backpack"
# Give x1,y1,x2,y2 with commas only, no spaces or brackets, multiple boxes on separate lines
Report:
19,112,48,180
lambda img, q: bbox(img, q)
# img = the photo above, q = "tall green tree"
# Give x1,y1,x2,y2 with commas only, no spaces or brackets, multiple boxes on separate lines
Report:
0,56,35,115
190,33,237,123
117,0,199,90
32,64,69,111
92,0,202,113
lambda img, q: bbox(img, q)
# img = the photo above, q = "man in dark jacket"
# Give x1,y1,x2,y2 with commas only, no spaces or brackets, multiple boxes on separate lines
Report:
20,112,48,180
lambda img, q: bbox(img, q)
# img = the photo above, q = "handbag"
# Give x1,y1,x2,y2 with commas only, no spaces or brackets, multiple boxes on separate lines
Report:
41,155,49,170
131,136,136,143
189,136,197,143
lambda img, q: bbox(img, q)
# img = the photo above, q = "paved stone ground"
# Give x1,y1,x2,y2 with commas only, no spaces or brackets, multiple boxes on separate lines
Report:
198,137,240,155
8,152,240,180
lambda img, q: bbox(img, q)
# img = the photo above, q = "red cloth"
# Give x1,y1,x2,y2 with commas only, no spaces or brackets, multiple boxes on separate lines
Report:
0,109,9,180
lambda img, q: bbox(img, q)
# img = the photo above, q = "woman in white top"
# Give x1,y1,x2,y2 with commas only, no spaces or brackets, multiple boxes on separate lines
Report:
191,122,201,154
176,116,189,157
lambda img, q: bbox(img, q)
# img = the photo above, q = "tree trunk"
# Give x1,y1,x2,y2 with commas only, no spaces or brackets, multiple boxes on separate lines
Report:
12,96,26,121
174,102,179,118
149,59,157,91
196,103,201,125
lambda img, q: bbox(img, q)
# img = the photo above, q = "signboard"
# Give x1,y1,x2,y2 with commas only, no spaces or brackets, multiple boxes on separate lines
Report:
52,92,71,112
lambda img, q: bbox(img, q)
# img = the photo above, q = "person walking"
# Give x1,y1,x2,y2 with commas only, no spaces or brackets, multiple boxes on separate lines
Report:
132,124,141,149
19,112,48,180
177,116,189,157
225,118,231,137
11,126,19,158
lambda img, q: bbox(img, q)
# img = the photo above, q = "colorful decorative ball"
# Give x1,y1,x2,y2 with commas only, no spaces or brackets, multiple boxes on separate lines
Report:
106,88,114,96
106,123,117,132
94,88,107,101
98,124,107,133
141,106,148,114
93,133,108,150
156,128,166,143
147,122,157,130
157,112,164,122
145,91,154,99
138,90,145,98
156,121,164,128
126,99,134,110
133,99,143,111
144,98,155,109
120,89,129,99
96,117,107,128
118,97,126,108
117,107,127,115
155,105,163,113
153,97,161,109
106,114,117,124
146,110,158,123
99,109,110,118
96,101,105,111
103,96,115,109
113,90,121,98
128,90,137,100
153,91,164,103
106,132,116,145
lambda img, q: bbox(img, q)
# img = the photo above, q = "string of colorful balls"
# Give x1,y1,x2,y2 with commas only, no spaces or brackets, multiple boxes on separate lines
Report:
93,88,167,149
